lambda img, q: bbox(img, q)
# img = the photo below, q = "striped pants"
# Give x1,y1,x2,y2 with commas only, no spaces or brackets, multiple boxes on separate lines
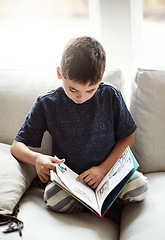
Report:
44,171,149,214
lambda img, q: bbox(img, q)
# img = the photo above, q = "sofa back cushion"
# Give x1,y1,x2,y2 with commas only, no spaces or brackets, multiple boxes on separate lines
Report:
130,68,165,173
0,68,125,155
0,69,59,154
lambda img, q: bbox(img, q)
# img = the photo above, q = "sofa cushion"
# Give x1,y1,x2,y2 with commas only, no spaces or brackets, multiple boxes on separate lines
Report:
120,172,165,240
103,68,125,97
0,143,36,215
130,68,165,173
0,69,59,155
1,187,119,240
0,68,125,156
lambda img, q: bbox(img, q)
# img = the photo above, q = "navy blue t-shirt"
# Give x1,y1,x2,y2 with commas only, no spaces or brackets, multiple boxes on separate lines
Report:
16,82,136,174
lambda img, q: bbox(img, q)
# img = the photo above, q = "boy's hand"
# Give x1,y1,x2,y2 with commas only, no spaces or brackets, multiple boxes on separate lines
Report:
35,154,65,183
76,165,107,189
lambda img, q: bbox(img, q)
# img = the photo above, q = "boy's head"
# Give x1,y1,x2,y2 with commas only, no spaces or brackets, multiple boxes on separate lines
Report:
59,36,106,85
57,36,106,104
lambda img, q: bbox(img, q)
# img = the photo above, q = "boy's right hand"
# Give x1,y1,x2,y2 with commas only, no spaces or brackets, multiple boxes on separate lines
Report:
35,154,65,183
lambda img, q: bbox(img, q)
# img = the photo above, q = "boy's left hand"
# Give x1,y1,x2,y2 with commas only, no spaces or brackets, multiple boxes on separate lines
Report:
76,165,107,189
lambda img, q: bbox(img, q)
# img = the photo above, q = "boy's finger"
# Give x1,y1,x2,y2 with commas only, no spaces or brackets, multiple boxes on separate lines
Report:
76,171,89,181
48,158,65,171
51,157,65,164
48,163,57,172
39,173,49,183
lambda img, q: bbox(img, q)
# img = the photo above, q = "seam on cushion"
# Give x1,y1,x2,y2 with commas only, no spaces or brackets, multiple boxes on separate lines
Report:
134,70,139,127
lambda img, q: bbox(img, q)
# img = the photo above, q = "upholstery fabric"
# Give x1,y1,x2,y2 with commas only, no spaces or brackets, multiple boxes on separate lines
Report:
120,172,165,240
0,68,124,154
0,143,36,214
130,68,165,173
18,187,119,240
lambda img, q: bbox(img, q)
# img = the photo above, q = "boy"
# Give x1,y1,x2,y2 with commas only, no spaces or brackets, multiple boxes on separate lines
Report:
11,36,148,219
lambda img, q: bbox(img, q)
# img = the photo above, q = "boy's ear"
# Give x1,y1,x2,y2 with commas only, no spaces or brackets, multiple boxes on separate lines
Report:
57,66,62,79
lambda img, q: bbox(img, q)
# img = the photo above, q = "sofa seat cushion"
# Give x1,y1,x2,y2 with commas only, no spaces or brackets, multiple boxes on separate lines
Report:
130,68,165,173
0,143,36,215
120,172,165,240
0,187,119,240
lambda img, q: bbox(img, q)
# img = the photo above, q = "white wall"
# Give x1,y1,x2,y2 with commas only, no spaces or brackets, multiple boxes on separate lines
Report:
89,0,143,80
89,0,143,103
100,0,133,73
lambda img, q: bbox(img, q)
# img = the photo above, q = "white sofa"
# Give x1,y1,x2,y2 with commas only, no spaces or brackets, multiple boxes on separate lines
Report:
0,67,165,240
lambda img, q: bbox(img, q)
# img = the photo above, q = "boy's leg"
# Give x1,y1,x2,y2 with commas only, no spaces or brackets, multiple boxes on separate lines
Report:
44,171,148,219
44,182,84,213
105,171,148,224
118,171,149,203
44,181,122,224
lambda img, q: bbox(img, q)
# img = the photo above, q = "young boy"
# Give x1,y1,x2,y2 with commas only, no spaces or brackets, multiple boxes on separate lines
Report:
11,36,148,219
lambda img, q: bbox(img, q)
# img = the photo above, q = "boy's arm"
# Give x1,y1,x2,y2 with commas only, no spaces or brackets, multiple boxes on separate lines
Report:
76,133,134,189
11,140,65,183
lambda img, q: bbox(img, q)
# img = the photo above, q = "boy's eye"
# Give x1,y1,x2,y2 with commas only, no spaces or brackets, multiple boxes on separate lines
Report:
70,88,77,93
87,89,95,93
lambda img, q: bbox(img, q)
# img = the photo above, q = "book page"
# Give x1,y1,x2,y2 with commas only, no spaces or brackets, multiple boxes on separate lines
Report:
52,163,100,214
95,147,134,210
51,170,70,190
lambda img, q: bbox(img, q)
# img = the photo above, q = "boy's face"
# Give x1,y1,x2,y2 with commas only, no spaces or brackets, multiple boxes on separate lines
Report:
57,67,100,104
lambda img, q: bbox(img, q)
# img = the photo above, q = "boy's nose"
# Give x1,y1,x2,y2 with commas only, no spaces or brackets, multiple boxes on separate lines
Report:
76,93,85,103
77,93,83,99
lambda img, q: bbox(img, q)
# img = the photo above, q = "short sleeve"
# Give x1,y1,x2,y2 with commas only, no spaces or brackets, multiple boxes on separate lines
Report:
15,97,47,147
113,90,136,141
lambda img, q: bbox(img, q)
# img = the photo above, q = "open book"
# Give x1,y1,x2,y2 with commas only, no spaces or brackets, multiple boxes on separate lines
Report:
50,147,139,218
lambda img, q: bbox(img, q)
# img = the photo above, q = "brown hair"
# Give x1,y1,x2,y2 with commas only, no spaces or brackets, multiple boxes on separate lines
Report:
60,36,106,85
